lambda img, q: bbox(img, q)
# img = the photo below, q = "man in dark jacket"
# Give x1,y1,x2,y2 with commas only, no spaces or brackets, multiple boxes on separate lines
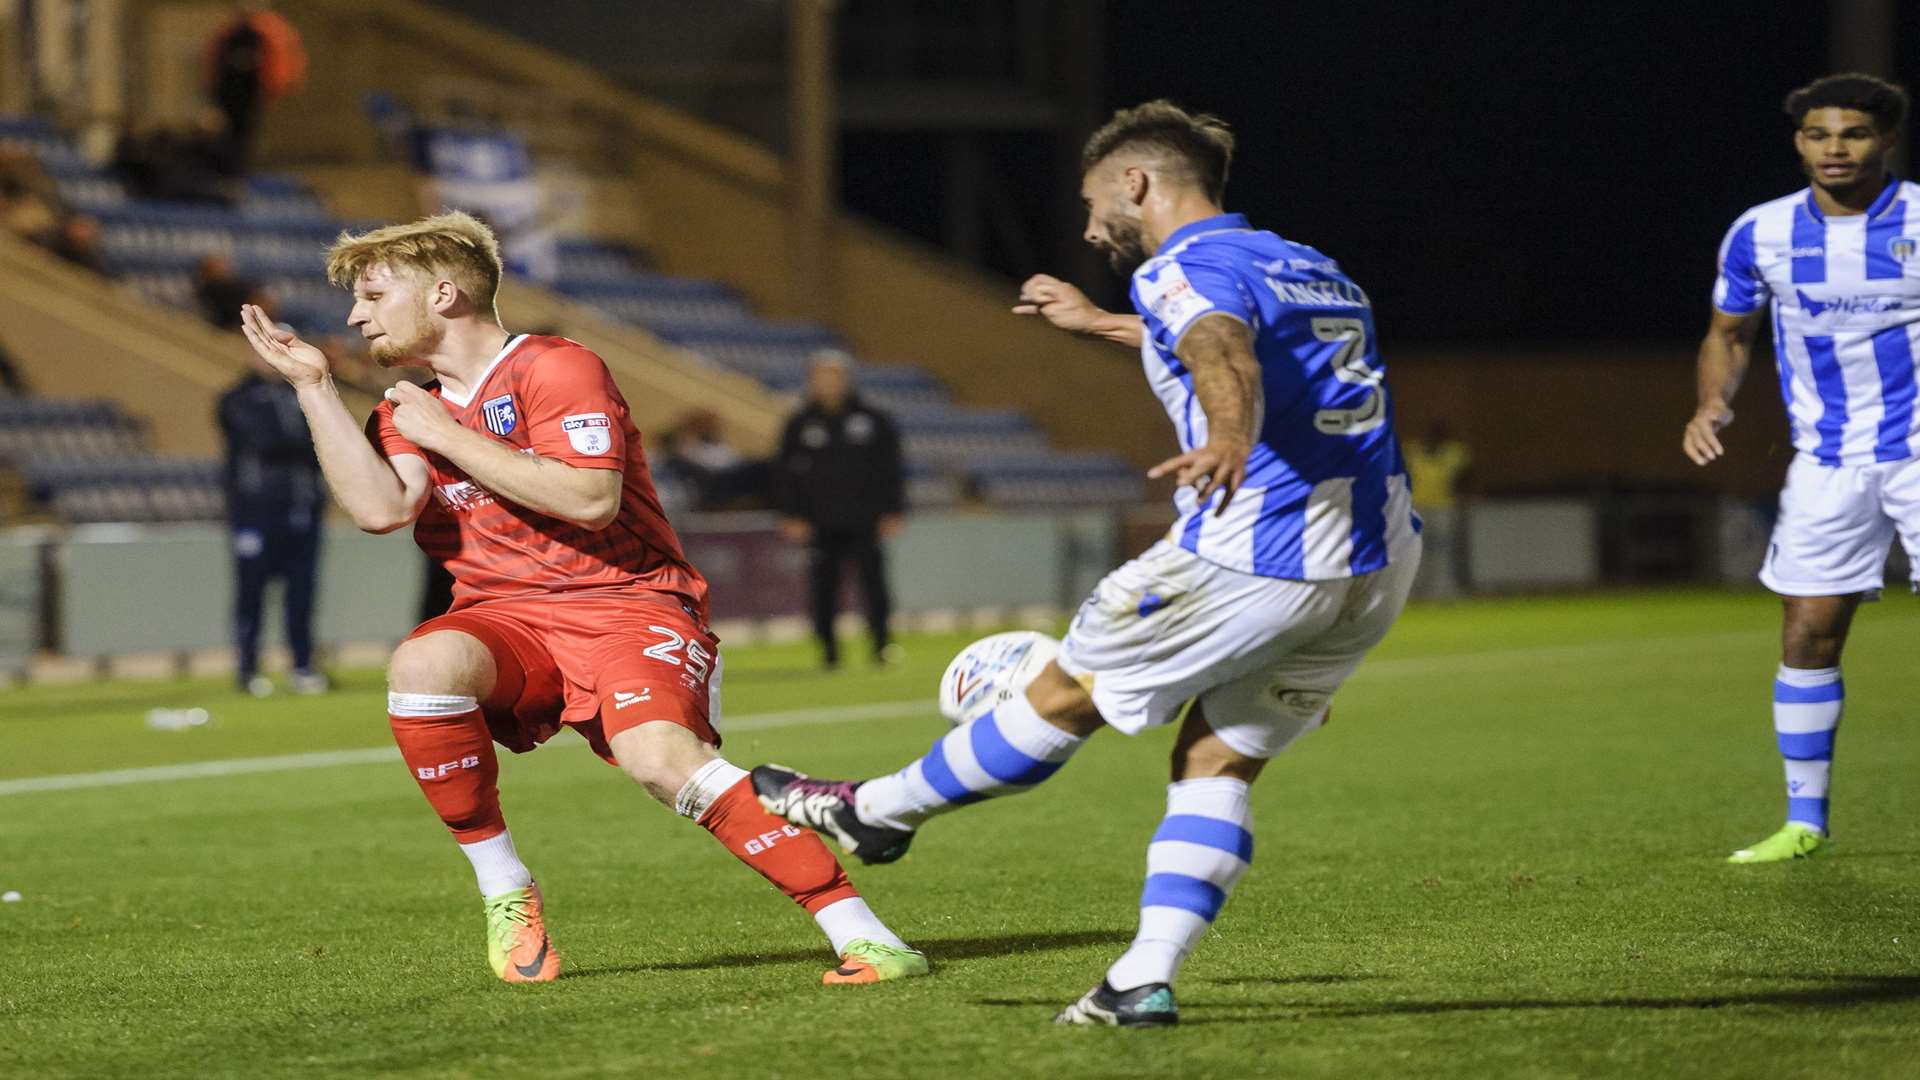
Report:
776,351,905,668
218,349,328,696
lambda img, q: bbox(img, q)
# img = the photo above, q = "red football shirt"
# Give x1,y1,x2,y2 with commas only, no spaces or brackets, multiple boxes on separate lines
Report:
365,334,708,615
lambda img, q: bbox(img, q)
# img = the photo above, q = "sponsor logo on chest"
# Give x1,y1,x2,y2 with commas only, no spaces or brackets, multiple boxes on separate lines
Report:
1796,288,1906,317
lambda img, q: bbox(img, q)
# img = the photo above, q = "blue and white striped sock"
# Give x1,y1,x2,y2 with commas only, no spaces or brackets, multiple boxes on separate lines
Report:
854,694,1083,830
1774,665,1842,835
1105,777,1253,991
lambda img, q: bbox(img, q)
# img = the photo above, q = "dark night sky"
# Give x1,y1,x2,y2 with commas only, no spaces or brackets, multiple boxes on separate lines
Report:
447,0,1918,346
845,2,1914,346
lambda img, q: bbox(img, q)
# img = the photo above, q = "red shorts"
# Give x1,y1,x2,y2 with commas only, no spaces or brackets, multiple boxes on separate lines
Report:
409,586,722,764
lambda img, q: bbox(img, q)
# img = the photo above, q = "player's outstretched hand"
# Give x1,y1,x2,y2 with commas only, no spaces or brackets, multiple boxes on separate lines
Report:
1013,274,1108,334
239,304,330,387
385,380,462,453
1682,402,1734,465
1148,438,1249,516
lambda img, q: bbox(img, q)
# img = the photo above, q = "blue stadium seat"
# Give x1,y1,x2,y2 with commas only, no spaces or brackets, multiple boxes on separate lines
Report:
8,115,1148,515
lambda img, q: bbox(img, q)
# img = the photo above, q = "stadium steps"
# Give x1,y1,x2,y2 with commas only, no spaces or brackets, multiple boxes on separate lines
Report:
6,112,1142,515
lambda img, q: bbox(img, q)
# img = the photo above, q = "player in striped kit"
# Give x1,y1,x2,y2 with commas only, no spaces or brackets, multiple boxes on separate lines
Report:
754,101,1420,1025
1684,74,1920,863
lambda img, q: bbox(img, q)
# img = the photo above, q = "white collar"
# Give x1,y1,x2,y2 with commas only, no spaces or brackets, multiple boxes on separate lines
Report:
438,334,528,407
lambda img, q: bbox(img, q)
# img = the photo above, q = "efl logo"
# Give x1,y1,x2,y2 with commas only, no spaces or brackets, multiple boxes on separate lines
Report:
417,755,482,780
562,412,613,455
743,825,804,856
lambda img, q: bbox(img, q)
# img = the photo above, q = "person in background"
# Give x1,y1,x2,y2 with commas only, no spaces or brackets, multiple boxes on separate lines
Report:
218,340,328,697
0,140,60,243
1403,419,1472,598
662,409,769,510
196,253,273,331
44,213,107,274
776,350,905,669
204,2,308,175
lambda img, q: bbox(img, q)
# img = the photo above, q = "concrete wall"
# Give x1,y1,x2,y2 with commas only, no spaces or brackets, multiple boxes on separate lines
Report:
27,509,1118,659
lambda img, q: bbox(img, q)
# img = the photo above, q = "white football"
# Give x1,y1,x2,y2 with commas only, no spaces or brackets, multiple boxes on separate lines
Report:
937,631,1062,727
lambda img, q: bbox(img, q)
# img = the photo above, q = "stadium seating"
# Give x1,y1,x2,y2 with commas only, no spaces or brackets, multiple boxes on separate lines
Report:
2,114,1144,523
0,395,221,523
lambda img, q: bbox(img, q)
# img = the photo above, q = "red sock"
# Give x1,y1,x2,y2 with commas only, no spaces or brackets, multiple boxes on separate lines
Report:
389,702,504,843
698,777,859,913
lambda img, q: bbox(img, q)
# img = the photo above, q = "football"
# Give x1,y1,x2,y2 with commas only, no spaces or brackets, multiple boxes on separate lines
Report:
936,630,1062,727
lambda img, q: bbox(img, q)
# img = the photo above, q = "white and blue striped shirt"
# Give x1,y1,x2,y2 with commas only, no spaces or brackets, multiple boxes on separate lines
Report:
1714,178,1920,466
1132,213,1418,581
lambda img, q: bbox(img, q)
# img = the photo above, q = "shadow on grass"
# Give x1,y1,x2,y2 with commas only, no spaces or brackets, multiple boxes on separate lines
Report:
564,927,1132,979
979,975,1920,1025
1205,974,1388,986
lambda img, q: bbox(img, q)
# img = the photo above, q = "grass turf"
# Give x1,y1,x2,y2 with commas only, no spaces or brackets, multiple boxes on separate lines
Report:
2,589,1918,1078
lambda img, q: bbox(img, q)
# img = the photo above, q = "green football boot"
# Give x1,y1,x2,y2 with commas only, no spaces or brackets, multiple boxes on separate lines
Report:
1727,823,1827,864
823,939,931,985
484,883,560,982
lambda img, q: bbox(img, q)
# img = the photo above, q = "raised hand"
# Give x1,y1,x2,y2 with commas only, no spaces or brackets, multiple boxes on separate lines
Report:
238,304,330,387
1013,274,1108,334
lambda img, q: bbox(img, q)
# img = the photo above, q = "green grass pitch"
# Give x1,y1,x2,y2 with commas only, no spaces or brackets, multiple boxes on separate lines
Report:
2,589,1918,1078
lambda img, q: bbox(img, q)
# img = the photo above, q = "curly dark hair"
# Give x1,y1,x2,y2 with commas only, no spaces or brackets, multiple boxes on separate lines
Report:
1080,100,1235,202
1784,73,1909,130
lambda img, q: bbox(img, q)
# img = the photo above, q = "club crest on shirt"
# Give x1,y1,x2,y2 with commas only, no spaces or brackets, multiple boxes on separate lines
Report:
1890,236,1918,263
562,412,613,455
481,393,517,436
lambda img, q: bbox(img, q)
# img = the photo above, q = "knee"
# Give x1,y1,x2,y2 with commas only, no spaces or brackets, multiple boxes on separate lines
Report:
389,631,494,697
1780,606,1850,668
1024,662,1105,737
609,721,715,805
1172,738,1266,783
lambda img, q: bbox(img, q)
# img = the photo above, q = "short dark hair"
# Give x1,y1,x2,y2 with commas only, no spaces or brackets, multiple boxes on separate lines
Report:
1784,73,1909,130
1080,100,1235,202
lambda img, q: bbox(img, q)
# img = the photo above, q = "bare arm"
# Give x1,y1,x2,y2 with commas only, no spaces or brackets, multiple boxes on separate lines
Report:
1013,274,1144,348
1148,313,1261,513
384,381,623,530
239,304,428,532
1683,308,1764,465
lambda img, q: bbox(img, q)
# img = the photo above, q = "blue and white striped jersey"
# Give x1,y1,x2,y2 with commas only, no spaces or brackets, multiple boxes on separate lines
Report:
1714,178,1920,466
1131,212,1418,581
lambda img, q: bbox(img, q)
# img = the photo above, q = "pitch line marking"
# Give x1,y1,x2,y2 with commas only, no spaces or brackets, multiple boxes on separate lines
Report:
0,628,1769,797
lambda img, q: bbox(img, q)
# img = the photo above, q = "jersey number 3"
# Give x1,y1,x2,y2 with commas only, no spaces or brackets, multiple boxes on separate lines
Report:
1310,317,1387,436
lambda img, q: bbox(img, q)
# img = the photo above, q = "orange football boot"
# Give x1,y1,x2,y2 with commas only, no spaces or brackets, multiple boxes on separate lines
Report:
483,883,561,983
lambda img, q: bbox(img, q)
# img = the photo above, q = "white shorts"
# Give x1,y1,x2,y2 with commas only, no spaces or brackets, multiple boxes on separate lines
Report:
1760,453,1920,597
1056,537,1419,759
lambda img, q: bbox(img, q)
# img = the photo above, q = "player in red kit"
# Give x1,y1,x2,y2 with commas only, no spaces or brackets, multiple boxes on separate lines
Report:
237,211,926,985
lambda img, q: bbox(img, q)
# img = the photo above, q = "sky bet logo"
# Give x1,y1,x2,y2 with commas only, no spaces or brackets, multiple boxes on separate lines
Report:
1797,289,1904,318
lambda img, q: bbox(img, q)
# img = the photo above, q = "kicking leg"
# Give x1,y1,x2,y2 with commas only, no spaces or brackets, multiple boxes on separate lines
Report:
753,659,1101,863
1730,593,1859,863
387,629,557,982
610,719,927,984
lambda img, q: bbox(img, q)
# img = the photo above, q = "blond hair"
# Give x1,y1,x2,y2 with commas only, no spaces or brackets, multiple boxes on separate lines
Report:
325,210,504,319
